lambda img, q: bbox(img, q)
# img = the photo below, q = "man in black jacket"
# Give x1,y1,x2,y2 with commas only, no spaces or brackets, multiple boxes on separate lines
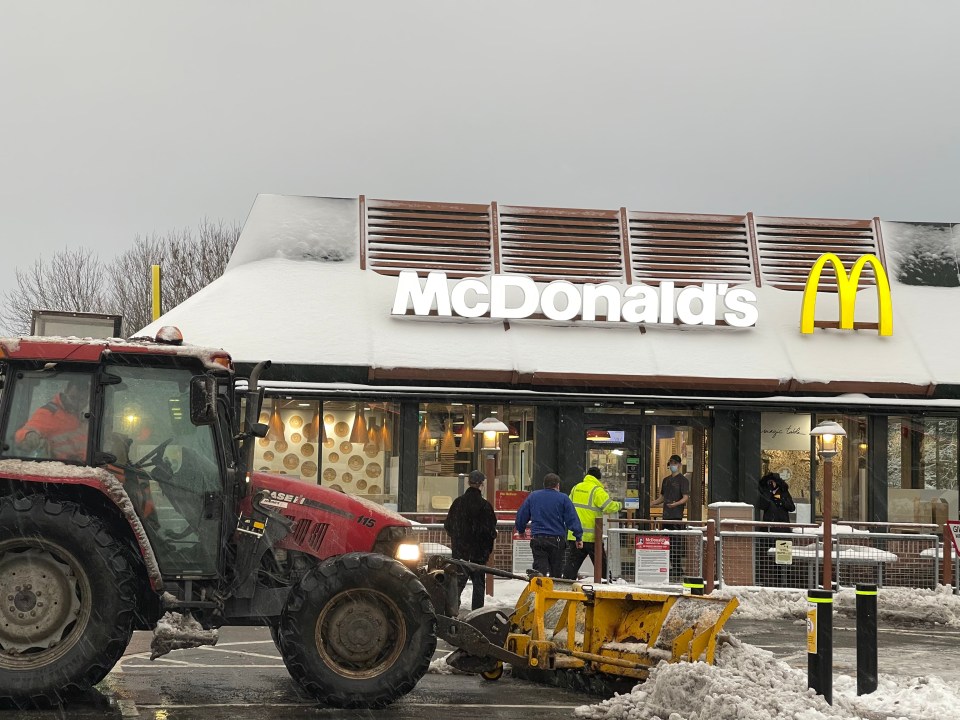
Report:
444,470,498,610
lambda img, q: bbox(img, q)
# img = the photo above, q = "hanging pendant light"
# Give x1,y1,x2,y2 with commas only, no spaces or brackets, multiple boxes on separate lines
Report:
350,406,368,443
460,418,474,453
308,408,322,442
266,402,285,442
418,414,431,449
380,419,392,452
440,420,457,454
368,420,380,450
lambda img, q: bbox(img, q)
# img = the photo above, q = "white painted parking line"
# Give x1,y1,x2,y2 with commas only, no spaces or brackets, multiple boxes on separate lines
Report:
122,663,287,668
134,702,582,710
196,646,281,660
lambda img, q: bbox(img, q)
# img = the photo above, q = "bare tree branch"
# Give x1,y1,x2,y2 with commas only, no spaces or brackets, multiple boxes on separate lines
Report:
0,248,112,335
1,220,240,337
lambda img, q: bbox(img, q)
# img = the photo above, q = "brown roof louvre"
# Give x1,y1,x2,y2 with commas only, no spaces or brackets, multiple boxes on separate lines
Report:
627,211,754,287
365,199,493,278
755,216,880,292
362,198,885,293
497,205,625,283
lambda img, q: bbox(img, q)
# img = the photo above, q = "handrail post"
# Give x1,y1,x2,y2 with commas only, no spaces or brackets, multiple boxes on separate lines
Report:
594,517,604,582
943,538,953,590
704,520,716,594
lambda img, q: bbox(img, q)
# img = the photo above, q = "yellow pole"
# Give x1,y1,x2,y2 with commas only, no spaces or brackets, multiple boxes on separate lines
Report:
151,265,162,321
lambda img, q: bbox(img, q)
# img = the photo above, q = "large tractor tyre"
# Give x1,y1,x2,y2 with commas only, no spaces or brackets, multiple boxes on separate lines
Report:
0,495,138,707
278,552,437,709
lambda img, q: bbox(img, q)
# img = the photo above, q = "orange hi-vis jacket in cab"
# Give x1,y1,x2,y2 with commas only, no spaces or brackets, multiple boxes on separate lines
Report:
15,394,87,462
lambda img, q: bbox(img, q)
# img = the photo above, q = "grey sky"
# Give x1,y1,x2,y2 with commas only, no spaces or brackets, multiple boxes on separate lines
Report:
1,1,958,324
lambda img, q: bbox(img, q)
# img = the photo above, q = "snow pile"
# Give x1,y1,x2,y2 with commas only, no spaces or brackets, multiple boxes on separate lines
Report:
574,641,960,720
150,611,219,659
717,585,960,628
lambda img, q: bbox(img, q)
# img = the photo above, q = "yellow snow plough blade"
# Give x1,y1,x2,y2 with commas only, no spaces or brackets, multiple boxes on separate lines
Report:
507,577,738,683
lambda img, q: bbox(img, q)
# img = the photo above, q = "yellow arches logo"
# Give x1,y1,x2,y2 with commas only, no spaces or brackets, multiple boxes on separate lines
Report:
800,253,892,336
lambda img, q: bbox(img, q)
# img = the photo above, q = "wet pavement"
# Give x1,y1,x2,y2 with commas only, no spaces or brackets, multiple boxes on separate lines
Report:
11,627,592,720
726,617,960,685
8,618,960,718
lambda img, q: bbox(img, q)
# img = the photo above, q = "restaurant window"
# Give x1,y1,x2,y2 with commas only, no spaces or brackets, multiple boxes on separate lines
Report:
810,415,868,523
887,417,958,526
416,402,535,513
254,398,399,509
760,412,813,522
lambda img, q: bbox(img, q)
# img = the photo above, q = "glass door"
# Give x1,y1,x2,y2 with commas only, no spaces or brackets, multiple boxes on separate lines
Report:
646,421,706,522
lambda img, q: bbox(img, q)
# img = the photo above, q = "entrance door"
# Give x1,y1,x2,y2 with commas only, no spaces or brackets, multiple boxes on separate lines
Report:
646,422,705,522
584,415,709,522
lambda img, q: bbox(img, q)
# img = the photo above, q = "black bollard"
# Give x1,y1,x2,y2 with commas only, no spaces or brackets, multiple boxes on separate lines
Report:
682,576,704,596
856,584,878,695
807,589,833,705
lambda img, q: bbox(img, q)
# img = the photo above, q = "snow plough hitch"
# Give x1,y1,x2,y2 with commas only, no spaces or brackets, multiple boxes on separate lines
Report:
429,559,738,694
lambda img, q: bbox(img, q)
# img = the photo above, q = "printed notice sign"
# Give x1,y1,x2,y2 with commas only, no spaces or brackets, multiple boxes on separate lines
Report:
775,540,794,565
806,606,817,653
512,530,534,575
635,535,670,585
947,521,960,556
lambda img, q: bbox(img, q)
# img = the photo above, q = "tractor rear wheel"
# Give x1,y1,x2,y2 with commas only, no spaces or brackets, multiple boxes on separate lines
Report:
0,495,138,707
278,552,436,708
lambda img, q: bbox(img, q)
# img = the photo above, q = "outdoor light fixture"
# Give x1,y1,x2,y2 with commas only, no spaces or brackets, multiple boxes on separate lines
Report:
474,417,509,452
473,416,508,501
810,419,847,589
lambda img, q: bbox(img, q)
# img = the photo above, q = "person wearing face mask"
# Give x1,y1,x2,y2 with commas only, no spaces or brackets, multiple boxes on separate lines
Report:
651,454,690,581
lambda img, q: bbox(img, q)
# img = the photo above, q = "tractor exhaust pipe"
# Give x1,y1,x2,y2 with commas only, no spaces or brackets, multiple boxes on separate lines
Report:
240,360,272,496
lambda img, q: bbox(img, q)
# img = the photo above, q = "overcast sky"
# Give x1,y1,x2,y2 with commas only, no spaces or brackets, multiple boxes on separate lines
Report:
1,1,958,326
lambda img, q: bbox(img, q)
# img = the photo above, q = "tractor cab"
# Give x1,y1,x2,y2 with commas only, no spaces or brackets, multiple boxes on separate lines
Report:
0,332,240,578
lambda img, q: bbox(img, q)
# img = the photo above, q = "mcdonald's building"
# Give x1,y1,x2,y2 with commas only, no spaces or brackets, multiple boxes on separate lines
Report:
145,194,960,531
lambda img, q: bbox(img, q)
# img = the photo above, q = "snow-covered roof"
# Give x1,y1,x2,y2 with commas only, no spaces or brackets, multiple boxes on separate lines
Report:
140,194,960,397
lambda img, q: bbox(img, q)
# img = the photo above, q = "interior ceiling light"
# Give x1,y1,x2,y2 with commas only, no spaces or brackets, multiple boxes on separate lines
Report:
350,406,368,443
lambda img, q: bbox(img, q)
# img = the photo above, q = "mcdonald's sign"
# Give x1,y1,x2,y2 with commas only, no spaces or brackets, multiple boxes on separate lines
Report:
800,253,892,336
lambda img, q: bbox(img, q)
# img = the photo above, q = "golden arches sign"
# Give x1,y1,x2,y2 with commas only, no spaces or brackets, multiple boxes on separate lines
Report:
800,253,892,336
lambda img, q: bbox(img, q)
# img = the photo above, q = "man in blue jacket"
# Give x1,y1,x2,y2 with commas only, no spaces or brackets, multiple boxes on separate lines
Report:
515,473,583,577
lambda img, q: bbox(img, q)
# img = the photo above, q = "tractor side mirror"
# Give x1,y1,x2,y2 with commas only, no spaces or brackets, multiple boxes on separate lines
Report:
250,422,269,438
190,375,217,425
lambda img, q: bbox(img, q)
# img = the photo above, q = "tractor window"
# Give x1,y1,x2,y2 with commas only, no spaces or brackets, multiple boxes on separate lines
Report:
99,366,222,575
1,371,92,463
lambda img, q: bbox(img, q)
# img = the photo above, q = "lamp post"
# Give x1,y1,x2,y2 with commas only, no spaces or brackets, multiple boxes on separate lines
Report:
473,417,509,501
810,420,846,589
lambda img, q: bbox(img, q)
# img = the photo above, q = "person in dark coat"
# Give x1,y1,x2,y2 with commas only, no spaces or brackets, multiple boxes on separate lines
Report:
755,472,797,587
756,472,796,528
443,470,498,609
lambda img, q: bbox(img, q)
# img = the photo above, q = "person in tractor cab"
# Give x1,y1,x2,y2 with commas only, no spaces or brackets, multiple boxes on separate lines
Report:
15,376,90,462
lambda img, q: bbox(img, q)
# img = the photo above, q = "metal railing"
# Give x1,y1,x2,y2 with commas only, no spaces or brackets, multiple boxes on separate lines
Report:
717,520,943,590
606,519,710,591
396,514,958,594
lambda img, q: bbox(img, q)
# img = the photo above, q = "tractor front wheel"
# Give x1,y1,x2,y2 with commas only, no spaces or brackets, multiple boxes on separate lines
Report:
0,495,138,707
278,552,436,708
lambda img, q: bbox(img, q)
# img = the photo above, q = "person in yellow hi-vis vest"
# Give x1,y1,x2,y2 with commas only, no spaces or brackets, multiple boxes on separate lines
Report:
561,466,622,580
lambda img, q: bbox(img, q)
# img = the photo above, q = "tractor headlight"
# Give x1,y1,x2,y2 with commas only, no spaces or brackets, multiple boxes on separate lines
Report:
395,542,421,563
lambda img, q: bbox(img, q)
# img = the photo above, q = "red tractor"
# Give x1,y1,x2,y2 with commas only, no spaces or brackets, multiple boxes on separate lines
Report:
0,330,445,708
